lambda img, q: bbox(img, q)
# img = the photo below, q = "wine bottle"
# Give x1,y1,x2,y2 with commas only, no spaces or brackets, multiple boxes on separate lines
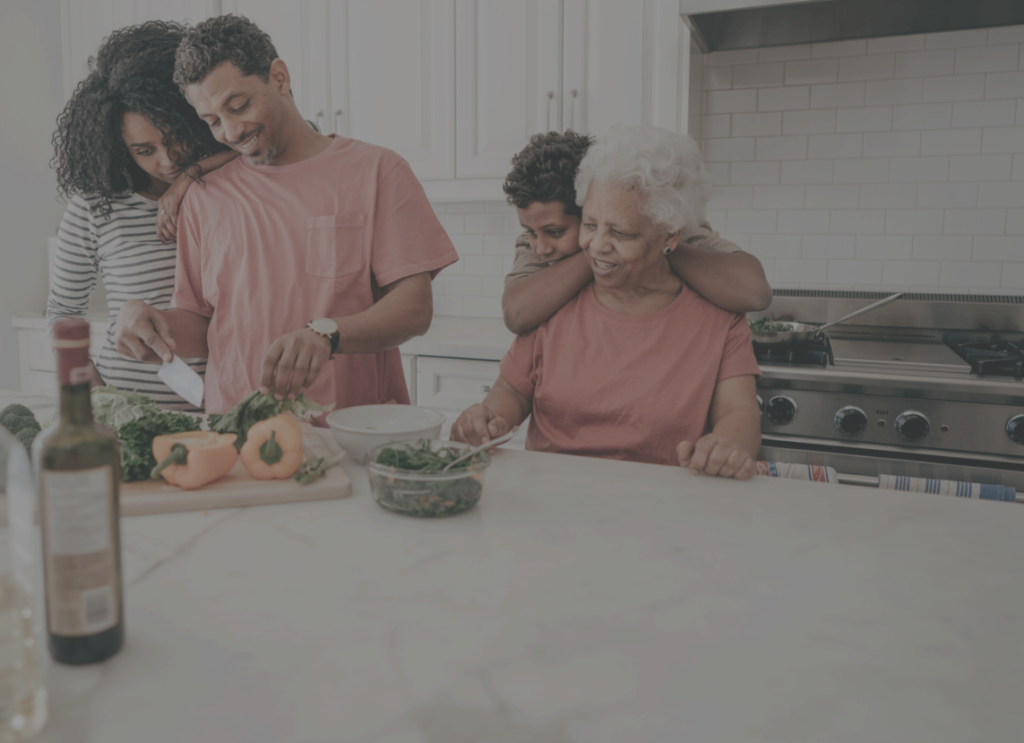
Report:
37,318,124,664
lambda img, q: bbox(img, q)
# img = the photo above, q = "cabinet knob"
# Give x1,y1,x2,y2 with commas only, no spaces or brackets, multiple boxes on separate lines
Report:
482,385,492,393
334,108,343,134
569,89,578,131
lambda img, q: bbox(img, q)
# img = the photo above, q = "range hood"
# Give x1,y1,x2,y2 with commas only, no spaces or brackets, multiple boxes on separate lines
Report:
684,0,1024,52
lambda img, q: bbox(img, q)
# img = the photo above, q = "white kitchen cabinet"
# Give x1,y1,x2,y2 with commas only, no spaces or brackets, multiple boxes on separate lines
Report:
679,0,821,13
400,353,417,404
15,320,106,396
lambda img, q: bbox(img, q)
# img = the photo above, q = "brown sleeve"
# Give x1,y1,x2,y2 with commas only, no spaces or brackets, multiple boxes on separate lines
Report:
683,220,744,253
504,233,549,288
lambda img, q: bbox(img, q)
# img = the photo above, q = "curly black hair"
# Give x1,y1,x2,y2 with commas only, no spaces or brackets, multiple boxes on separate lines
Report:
174,14,279,90
502,130,594,217
51,21,227,218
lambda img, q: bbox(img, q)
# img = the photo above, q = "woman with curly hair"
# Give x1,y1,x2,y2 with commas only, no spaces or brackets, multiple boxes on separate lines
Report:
48,20,236,409
500,130,773,334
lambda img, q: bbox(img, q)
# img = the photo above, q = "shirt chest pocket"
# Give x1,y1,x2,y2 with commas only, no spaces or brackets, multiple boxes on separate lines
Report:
305,213,365,278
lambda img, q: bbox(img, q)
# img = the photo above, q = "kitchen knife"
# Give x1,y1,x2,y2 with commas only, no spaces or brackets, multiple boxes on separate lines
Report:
157,355,204,408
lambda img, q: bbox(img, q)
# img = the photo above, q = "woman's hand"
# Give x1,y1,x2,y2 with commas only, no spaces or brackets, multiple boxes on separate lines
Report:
451,404,510,447
156,174,190,243
677,433,756,480
86,360,105,388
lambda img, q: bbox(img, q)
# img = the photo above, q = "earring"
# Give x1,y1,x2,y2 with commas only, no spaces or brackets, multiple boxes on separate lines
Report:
663,245,673,255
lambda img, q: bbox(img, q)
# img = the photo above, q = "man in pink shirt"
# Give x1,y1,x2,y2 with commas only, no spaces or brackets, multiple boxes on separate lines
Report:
115,15,457,414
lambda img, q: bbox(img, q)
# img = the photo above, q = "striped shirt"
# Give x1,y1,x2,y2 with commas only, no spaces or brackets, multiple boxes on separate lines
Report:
46,193,206,411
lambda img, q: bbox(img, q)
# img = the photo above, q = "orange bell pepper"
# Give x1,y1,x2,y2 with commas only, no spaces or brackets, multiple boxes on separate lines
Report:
240,414,304,480
151,431,239,490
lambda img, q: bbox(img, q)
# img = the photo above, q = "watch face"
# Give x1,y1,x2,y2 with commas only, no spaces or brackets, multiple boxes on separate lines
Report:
310,318,338,335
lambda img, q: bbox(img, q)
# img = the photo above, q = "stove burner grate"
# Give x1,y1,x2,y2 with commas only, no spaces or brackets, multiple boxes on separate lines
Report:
753,336,833,368
949,340,1024,379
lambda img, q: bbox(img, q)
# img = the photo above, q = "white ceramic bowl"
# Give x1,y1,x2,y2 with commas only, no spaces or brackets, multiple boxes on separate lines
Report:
325,404,446,462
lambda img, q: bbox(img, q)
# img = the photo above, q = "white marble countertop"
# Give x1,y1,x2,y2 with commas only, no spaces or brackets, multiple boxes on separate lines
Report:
20,431,1023,742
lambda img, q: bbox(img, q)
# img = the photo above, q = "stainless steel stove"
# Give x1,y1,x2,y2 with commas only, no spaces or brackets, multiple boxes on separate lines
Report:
752,291,1024,490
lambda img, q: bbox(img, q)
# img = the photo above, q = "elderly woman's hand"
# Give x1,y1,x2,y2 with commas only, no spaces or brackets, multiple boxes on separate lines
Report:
677,434,756,480
451,404,510,448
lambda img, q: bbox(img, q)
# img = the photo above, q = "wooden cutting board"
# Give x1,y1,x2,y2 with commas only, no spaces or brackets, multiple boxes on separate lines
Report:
118,425,352,516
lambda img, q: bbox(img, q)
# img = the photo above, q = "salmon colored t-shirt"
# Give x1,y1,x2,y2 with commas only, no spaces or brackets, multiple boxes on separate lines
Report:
172,136,457,415
498,284,761,466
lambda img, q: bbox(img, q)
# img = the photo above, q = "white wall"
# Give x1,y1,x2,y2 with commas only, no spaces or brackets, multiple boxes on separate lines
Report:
697,26,1024,293
0,1,66,389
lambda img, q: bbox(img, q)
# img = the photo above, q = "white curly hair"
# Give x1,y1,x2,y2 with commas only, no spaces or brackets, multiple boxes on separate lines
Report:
574,124,711,235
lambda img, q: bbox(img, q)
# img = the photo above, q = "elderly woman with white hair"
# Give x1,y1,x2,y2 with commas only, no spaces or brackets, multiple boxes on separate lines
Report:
452,125,762,479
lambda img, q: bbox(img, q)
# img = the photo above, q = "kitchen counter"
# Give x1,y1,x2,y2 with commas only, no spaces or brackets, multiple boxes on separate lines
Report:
10,385,1019,742
399,316,514,362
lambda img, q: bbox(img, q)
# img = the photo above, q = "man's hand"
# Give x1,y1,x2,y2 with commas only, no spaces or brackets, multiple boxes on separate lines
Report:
115,299,176,364
260,327,332,400
451,404,510,447
677,433,756,480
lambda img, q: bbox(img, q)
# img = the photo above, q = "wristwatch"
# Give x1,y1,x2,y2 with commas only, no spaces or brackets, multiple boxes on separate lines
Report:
306,317,340,357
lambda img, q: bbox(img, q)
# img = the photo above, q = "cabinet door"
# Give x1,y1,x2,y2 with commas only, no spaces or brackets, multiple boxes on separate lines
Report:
562,0,682,137
328,0,455,181
454,0,561,179
62,0,218,100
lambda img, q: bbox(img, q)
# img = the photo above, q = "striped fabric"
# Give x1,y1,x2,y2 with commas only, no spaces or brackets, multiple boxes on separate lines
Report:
877,474,1018,503
46,193,206,411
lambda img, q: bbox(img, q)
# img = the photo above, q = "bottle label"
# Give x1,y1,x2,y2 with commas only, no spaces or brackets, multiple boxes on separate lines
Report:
41,466,119,636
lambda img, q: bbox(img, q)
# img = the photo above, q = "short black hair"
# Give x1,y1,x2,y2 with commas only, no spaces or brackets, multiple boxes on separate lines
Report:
51,21,227,218
174,14,279,90
502,130,594,217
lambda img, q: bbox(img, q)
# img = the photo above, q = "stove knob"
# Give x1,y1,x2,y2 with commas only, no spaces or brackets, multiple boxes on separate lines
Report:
1006,415,1024,445
834,406,868,435
895,411,930,442
765,396,797,425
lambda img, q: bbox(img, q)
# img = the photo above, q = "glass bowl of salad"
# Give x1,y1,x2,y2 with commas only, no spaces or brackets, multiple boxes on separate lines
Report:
364,439,491,517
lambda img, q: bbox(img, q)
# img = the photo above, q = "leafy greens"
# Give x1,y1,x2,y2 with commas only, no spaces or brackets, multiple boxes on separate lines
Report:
208,390,333,451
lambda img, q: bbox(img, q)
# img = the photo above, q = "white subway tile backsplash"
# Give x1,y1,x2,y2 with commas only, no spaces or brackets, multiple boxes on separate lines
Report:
485,201,508,212
755,135,808,160
752,185,805,209
706,49,759,66
865,79,924,105
705,137,756,162
717,233,751,250
731,112,784,137
973,235,1024,260
922,74,986,102
955,44,1020,74
857,235,914,259
943,208,1006,235
503,255,517,274
462,255,504,275
707,89,759,114
838,54,895,82
781,160,834,184
951,99,1017,127
464,213,505,234
450,234,484,255
978,181,1024,208
862,131,921,157
801,234,856,258
759,44,812,62
833,158,890,183
892,103,953,130
926,29,989,50
1014,154,1024,180
1019,101,1024,126
867,35,926,55
733,62,785,88
836,106,893,132
758,86,810,111
775,258,827,282
987,25,1024,45
707,162,730,187
892,156,946,184
777,209,831,233
730,161,781,185
913,235,974,260
883,260,941,285
462,296,504,319
782,109,837,134
444,275,481,296
886,210,945,234
981,127,1024,154
702,114,732,138
860,184,918,209
708,186,754,210
504,213,522,234
784,58,839,85
985,70,1024,99
830,209,886,234
810,82,866,109
812,40,868,58
940,261,1002,287
436,213,465,234
480,276,505,297
948,154,1013,181
894,49,956,78
920,128,983,156
917,182,979,209
703,66,733,90
749,234,803,258
828,260,882,284
1008,209,1024,234
808,133,863,159
806,184,860,209
726,210,778,233
434,295,464,316
1001,262,1024,288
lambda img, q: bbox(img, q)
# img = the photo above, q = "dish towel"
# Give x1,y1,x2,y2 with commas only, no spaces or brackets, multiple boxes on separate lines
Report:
755,461,838,483
877,474,1018,503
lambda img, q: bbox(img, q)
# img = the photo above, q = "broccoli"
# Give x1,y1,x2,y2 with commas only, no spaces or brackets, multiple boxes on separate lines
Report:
0,404,39,436
15,427,38,453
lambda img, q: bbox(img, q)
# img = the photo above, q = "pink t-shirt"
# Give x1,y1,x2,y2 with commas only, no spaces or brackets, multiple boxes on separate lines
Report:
172,136,457,415
498,284,761,466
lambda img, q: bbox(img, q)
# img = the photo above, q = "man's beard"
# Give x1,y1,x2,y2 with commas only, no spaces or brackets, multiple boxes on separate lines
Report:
247,143,278,166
